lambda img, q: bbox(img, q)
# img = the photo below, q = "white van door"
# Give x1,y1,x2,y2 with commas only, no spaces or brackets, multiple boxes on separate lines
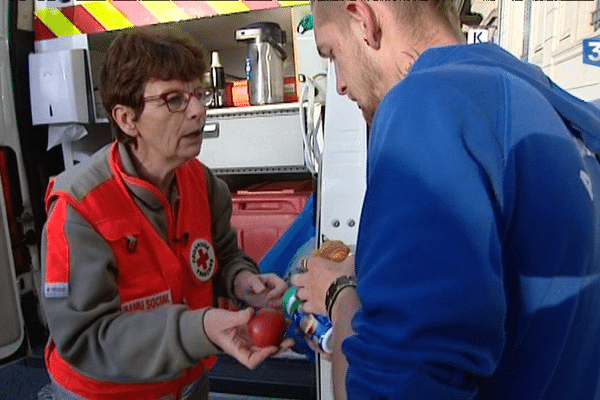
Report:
0,0,36,365
0,178,27,362
315,61,367,400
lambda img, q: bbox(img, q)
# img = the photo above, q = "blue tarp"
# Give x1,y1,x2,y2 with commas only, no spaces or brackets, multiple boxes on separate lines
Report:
258,194,317,359
259,194,316,278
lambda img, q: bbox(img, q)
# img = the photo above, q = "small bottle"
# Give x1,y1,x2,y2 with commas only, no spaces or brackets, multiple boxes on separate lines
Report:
210,51,225,108
202,71,214,108
282,286,333,353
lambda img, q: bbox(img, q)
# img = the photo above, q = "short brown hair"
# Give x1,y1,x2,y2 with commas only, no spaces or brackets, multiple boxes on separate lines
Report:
99,29,207,143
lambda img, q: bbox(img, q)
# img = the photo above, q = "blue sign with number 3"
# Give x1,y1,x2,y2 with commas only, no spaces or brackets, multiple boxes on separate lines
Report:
584,38,600,67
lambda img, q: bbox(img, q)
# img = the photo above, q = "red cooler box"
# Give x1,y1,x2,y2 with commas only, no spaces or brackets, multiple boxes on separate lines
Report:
231,180,313,263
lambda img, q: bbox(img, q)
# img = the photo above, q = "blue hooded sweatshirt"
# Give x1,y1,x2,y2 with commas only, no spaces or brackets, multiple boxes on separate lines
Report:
344,43,600,399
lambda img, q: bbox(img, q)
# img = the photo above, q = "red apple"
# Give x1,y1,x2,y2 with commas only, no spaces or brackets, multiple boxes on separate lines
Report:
247,308,288,348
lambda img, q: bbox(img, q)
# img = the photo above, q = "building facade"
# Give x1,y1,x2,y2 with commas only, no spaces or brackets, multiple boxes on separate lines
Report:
470,0,600,103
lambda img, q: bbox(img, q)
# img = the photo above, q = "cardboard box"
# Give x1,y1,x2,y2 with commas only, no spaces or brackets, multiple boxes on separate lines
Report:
225,77,298,107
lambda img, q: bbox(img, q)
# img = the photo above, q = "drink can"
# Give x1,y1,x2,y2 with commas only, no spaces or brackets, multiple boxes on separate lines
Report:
282,287,333,353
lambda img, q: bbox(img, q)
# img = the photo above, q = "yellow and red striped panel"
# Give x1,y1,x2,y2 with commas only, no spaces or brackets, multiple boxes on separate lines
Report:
35,0,309,41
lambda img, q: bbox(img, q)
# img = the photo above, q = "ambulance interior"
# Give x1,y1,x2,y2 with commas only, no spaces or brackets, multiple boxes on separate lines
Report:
0,1,366,399
0,0,520,398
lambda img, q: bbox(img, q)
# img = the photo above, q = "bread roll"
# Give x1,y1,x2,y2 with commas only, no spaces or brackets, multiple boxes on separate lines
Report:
312,240,351,262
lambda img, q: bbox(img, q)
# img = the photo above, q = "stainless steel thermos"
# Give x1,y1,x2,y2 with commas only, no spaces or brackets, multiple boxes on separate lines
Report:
235,22,287,106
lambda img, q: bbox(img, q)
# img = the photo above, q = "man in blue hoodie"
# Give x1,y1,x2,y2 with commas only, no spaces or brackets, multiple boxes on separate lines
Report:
292,1,600,399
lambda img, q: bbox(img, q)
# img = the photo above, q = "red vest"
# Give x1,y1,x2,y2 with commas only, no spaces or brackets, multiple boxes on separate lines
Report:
44,143,218,399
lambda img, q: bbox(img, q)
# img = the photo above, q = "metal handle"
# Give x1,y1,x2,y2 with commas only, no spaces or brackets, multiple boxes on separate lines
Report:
203,122,219,139
267,36,287,61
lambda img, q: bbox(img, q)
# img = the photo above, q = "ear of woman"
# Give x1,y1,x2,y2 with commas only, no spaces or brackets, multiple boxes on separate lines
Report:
112,105,138,139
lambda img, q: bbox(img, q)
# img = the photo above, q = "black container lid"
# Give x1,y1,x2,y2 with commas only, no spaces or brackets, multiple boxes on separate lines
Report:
235,22,286,44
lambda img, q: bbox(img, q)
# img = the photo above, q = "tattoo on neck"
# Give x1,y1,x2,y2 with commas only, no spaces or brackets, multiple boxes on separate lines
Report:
397,49,421,79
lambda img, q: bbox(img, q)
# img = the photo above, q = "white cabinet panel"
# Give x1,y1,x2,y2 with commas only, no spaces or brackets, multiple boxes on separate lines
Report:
199,103,306,174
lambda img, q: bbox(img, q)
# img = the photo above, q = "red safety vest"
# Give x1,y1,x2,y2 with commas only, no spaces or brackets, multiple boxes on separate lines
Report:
44,143,218,399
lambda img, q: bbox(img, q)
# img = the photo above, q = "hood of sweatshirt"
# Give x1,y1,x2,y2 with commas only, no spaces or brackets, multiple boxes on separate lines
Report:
414,43,600,153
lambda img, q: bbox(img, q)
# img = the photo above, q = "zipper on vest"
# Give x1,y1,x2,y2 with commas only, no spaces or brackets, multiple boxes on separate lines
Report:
109,143,178,247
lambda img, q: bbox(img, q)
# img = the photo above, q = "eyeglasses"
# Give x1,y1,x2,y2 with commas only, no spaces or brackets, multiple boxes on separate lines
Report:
143,87,213,112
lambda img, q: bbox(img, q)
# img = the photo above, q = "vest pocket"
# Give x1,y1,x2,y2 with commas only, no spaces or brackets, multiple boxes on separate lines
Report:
96,215,175,304
96,216,151,279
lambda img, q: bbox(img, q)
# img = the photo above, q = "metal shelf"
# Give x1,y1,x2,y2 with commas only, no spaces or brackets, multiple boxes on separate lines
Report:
209,354,315,399
207,102,300,119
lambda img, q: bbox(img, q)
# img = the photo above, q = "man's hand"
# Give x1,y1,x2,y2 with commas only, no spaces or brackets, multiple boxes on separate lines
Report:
306,337,333,362
234,271,288,309
291,242,355,316
203,308,294,370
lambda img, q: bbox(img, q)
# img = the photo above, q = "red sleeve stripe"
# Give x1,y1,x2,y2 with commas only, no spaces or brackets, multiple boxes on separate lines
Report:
44,200,70,298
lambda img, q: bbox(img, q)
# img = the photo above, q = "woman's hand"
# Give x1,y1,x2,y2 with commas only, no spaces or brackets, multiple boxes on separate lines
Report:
233,270,288,309
291,253,356,316
203,308,294,370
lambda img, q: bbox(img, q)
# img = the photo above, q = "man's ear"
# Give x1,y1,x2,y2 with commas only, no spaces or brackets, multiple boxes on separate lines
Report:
112,105,138,139
345,0,382,50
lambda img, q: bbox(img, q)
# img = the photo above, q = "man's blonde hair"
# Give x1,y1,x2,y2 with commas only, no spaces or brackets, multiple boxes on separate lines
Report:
311,0,461,38
388,0,462,38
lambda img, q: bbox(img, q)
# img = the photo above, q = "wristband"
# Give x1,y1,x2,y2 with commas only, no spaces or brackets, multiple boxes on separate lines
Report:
325,275,357,320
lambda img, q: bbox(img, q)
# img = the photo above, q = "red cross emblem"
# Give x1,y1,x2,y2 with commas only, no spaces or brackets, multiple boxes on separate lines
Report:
190,239,215,281
197,249,210,272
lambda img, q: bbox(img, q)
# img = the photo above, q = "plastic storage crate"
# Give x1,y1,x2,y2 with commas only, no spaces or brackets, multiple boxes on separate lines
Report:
231,180,313,263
